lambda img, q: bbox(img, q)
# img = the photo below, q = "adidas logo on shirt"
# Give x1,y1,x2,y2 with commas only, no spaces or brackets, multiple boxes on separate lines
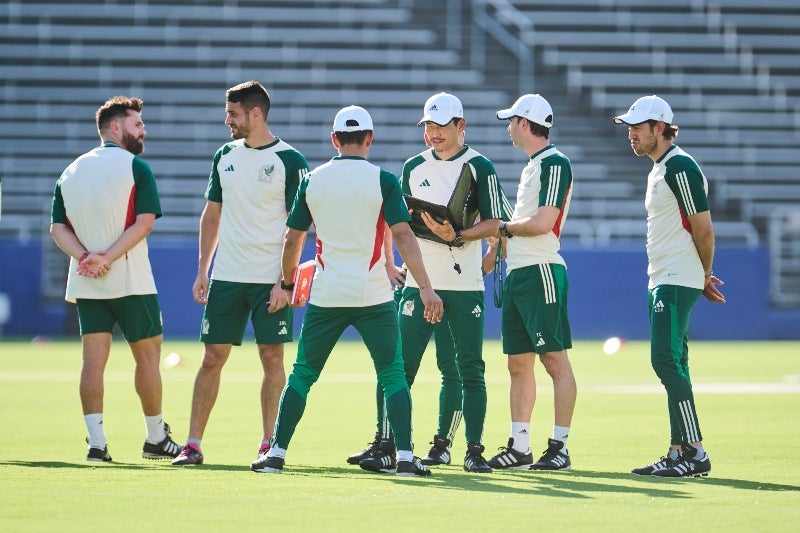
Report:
471,305,482,317
654,300,665,313
224,164,235,172
419,179,431,187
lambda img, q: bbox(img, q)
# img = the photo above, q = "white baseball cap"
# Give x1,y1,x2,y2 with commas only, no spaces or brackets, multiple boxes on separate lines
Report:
496,94,554,128
417,92,464,126
613,95,674,125
333,105,373,132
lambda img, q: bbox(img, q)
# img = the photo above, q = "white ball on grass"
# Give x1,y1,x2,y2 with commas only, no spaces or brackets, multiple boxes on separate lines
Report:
602,337,623,355
164,352,181,368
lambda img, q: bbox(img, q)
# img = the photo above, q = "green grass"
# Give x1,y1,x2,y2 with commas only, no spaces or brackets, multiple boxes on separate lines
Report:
1,339,798,532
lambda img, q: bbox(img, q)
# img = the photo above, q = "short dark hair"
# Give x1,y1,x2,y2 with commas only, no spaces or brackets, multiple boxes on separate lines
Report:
646,119,679,140
226,81,271,119
517,117,550,139
95,96,143,132
334,130,370,146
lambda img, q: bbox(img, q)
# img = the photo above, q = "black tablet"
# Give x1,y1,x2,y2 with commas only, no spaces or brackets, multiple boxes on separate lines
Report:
404,195,458,245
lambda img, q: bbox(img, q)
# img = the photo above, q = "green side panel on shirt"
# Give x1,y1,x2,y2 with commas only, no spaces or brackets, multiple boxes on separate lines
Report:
400,154,426,195
132,157,162,218
287,174,312,231
468,154,511,221
380,169,411,226
276,149,310,212
51,177,67,224
664,154,709,214
205,142,237,203
538,153,573,208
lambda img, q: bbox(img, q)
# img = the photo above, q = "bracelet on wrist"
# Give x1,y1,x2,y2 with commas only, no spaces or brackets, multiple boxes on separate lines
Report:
704,271,713,278
280,280,295,291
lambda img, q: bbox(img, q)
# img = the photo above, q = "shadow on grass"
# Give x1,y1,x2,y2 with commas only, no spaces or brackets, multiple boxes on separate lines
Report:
567,470,799,492
268,465,686,499
285,465,800,498
0,460,269,472
4,461,797,496
0,460,161,470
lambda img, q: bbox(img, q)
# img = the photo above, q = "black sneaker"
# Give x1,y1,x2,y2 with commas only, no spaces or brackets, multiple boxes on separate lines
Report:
359,440,396,473
142,423,183,459
651,444,710,478
464,442,493,473
421,435,451,466
346,433,381,465
251,454,285,474
631,454,678,476
86,443,112,462
530,438,571,470
171,444,203,466
396,457,432,477
487,438,533,469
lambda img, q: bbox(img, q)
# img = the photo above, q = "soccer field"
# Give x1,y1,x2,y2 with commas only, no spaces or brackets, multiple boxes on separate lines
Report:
0,339,798,532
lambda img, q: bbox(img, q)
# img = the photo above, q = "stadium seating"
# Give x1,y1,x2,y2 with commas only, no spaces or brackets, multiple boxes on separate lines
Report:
1,0,798,303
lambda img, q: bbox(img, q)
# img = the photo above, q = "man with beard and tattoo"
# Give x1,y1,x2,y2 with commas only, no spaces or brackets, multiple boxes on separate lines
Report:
172,81,309,467
50,96,183,462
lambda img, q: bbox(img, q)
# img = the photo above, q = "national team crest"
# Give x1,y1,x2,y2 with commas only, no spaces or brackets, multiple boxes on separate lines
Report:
402,299,415,316
258,164,275,183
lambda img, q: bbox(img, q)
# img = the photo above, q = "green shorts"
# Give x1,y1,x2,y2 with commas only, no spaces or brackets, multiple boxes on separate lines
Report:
200,280,293,346
76,294,163,342
502,263,572,355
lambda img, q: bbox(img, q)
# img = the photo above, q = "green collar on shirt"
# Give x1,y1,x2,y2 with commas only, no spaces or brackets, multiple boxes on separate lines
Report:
654,144,677,164
430,144,470,161
529,143,555,160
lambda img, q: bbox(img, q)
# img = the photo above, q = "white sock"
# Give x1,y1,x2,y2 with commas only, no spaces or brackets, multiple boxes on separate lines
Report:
397,450,413,462
667,448,680,460
553,425,570,453
691,444,706,459
510,422,531,453
144,414,166,444
85,413,106,448
268,445,287,459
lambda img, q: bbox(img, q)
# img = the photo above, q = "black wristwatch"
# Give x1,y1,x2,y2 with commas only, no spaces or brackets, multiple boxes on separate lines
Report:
499,222,513,238
450,230,465,248
280,280,295,291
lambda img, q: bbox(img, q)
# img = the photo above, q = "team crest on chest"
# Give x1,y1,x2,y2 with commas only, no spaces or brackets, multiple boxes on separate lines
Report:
258,164,275,183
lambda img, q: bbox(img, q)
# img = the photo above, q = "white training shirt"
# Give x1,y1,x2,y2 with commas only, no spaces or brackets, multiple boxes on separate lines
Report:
287,156,410,308
506,144,573,272
646,145,710,290
205,138,308,283
51,142,160,301
401,146,511,291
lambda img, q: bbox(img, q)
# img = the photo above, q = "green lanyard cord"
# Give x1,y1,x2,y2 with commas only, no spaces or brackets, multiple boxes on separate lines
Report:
493,240,504,308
